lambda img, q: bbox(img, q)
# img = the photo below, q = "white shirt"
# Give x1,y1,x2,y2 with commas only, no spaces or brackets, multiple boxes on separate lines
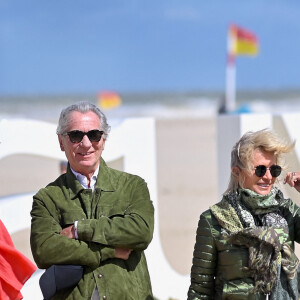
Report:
69,165,100,240
70,165,99,192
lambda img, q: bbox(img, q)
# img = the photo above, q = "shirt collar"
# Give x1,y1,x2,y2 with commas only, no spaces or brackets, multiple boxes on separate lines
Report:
70,165,99,191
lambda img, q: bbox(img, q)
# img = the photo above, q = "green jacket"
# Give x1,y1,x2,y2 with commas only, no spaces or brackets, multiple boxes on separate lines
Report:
30,158,154,300
187,197,300,300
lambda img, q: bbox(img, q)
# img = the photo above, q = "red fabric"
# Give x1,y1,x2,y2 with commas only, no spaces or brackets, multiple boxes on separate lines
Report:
0,220,37,300
234,24,258,44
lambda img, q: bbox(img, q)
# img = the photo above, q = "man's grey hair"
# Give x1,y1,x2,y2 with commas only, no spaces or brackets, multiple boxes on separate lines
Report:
56,101,111,138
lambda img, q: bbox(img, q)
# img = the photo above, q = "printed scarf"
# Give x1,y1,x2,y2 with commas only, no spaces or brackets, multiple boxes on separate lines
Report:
210,188,299,298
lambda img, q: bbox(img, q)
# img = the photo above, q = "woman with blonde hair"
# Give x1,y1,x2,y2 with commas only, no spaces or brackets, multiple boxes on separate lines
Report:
188,128,300,299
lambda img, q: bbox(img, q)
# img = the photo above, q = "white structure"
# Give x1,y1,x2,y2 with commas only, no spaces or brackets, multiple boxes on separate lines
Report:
0,118,65,160
0,118,189,300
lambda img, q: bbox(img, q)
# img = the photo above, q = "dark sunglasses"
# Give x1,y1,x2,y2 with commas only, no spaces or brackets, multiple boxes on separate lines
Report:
254,165,282,178
65,130,104,143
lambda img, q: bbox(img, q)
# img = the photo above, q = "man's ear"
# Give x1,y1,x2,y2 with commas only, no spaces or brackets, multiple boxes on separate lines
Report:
232,166,240,177
58,135,65,151
101,139,106,150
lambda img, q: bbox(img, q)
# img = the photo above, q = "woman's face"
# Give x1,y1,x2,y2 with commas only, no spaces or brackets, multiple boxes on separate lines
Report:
241,149,277,195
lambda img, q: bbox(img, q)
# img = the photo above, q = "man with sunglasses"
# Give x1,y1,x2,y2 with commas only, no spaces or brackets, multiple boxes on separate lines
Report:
30,102,154,300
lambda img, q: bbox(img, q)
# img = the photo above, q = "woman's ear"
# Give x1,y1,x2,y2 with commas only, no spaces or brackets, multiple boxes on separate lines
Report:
232,166,240,177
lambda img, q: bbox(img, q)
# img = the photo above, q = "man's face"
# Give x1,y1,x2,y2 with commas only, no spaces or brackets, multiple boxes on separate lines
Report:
58,111,105,177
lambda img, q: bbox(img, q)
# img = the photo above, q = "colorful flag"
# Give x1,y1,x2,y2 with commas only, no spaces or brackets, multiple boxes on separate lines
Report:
228,24,259,56
98,91,122,110
0,220,37,299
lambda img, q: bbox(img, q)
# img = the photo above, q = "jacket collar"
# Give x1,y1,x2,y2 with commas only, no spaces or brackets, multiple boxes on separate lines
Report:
96,157,117,192
66,157,117,199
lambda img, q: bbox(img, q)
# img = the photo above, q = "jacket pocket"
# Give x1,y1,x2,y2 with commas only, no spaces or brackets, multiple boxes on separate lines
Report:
61,210,86,227
97,204,126,218
222,279,259,299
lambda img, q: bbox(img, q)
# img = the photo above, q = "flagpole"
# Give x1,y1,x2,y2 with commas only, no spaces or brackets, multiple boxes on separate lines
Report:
224,24,259,113
225,25,236,113
225,53,236,113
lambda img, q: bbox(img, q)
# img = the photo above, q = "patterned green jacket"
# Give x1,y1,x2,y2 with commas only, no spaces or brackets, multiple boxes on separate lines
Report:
30,158,154,300
187,196,300,300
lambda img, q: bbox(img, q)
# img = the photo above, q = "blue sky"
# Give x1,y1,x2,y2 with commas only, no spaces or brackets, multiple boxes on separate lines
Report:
1,1,300,95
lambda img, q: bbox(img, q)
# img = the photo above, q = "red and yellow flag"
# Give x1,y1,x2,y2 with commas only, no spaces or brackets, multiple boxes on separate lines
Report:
229,24,259,56
98,91,122,110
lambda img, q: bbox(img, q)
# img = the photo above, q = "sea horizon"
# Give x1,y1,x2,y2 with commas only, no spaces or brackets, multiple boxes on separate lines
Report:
1,88,300,122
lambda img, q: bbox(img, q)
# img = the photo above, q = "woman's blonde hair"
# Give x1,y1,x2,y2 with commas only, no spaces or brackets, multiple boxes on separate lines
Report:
225,128,295,194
